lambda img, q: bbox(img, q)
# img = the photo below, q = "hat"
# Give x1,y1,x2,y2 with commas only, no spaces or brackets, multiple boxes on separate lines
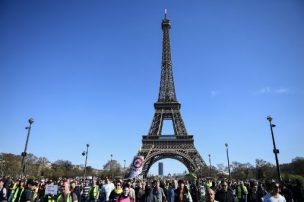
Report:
27,179,37,186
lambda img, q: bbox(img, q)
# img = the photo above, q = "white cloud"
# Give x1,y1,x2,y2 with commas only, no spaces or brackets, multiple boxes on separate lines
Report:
211,90,219,96
256,87,290,95
258,87,271,94
274,88,289,94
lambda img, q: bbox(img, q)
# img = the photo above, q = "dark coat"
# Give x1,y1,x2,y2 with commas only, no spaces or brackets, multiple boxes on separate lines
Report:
215,189,235,202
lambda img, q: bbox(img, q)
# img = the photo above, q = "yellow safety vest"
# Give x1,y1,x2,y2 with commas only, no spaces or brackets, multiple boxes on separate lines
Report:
89,185,99,199
12,187,24,202
47,195,56,202
57,193,72,202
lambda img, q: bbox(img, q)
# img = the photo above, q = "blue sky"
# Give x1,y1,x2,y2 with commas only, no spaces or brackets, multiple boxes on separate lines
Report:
0,0,303,175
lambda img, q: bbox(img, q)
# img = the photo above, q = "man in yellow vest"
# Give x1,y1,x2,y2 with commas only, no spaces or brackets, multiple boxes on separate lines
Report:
235,181,248,202
57,181,77,202
19,179,37,202
11,180,25,202
88,180,99,202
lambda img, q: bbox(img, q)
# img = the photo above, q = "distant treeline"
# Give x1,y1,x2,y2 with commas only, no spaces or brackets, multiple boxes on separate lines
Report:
0,152,303,180
0,152,126,179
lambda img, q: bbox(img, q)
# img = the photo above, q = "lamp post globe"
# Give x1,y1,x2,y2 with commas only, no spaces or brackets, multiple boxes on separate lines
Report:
28,118,34,124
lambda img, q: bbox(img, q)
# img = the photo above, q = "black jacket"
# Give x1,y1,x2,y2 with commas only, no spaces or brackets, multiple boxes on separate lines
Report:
215,189,235,202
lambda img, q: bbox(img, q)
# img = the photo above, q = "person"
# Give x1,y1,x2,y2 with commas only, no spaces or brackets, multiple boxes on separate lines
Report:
116,186,133,202
166,181,175,202
189,181,199,202
235,181,248,202
146,180,167,202
292,179,304,202
135,181,145,202
82,181,90,202
19,179,37,202
11,180,25,202
89,180,99,202
125,180,135,202
263,182,286,202
256,183,266,201
8,178,18,202
56,181,78,202
247,183,261,202
0,179,7,202
44,180,57,202
109,182,122,202
70,181,81,202
37,180,46,202
215,180,235,202
281,183,293,202
100,178,114,202
205,188,218,202
174,179,192,202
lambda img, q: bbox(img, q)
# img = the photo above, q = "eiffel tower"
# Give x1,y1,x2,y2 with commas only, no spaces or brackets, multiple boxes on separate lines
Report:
137,12,206,177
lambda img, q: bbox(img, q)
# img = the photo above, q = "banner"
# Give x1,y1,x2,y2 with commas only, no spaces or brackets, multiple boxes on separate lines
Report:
128,156,144,179
45,184,58,195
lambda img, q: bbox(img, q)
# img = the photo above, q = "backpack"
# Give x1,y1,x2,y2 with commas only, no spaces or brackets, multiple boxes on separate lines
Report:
0,187,7,201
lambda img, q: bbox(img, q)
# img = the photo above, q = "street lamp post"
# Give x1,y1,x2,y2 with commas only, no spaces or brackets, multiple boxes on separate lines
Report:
110,154,113,179
82,144,89,180
124,160,126,176
21,118,34,178
267,115,282,182
208,154,211,177
225,143,231,180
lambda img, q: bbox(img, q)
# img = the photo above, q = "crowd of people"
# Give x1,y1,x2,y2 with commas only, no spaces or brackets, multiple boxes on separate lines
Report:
0,176,303,202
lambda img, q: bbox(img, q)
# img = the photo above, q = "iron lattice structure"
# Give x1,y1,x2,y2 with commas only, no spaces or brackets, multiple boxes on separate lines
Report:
137,13,206,177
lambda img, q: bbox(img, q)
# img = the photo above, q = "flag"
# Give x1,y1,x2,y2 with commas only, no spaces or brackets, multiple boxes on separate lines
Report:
128,156,144,179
